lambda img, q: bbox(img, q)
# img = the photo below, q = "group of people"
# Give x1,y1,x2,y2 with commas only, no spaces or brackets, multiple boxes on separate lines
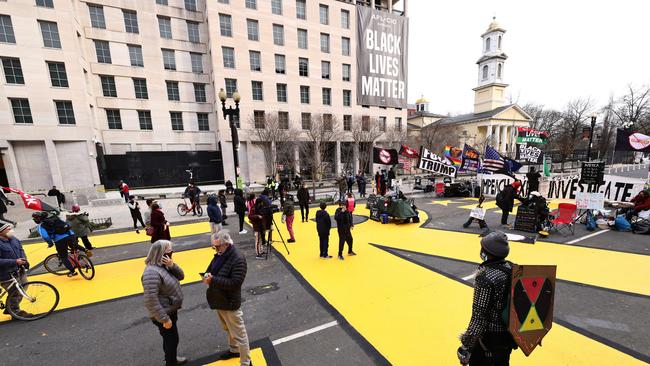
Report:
373,168,396,197
336,172,368,200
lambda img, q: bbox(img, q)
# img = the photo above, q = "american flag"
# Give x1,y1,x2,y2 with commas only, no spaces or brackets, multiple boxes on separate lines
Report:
482,145,505,172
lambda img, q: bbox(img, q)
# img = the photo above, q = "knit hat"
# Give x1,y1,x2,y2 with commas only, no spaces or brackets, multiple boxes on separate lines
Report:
480,231,510,258
0,222,11,233
512,181,521,189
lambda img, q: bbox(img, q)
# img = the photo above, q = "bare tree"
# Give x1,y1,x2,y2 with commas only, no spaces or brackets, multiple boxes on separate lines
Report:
419,122,459,153
383,125,407,149
522,103,563,132
251,112,299,177
554,97,594,169
612,84,650,133
598,95,619,158
300,114,343,198
351,116,382,174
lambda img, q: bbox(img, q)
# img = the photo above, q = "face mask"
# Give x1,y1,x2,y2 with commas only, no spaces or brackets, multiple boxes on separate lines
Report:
480,250,488,262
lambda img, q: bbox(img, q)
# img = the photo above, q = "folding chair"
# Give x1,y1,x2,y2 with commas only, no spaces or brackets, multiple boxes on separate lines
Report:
435,183,446,198
549,203,578,236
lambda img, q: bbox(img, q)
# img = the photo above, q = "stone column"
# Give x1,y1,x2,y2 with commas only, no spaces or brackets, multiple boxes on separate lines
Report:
293,145,300,176
494,125,501,150
44,140,64,189
353,142,360,174
388,0,393,13
486,125,493,144
500,125,507,153
3,142,22,189
335,140,341,175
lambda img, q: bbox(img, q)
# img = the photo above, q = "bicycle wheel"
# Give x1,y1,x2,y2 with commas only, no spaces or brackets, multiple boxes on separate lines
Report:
43,254,69,276
196,205,204,217
76,254,95,280
177,203,188,216
8,281,60,321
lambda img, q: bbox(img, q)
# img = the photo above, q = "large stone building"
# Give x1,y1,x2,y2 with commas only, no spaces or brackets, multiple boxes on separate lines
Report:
0,0,408,192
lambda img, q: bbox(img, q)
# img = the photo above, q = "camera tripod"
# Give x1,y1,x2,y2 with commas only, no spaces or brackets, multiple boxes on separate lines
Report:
265,216,290,259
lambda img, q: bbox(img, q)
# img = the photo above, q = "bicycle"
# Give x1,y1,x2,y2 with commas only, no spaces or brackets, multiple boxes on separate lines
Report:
0,267,60,321
177,197,203,217
43,248,95,280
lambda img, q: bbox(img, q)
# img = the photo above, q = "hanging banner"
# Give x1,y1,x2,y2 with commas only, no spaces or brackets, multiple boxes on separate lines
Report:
614,129,650,152
515,143,544,164
444,145,463,167
517,128,549,145
461,144,481,172
373,147,398,165
399,144,419,158
418,147,457,177
356,7,409,108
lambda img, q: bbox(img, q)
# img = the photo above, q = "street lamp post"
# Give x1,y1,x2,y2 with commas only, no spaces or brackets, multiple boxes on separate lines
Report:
586,113,597,161
218,88,241,188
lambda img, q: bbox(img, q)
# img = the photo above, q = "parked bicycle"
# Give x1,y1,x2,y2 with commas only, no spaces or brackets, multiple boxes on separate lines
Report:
0,267,59,321
43,247,95,280
177,198,203,217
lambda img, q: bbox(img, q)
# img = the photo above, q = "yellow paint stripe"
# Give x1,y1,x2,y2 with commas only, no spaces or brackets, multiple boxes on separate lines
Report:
203,348,266,366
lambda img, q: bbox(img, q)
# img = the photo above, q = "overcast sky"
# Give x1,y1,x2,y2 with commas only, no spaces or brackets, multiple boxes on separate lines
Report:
407,1,650,115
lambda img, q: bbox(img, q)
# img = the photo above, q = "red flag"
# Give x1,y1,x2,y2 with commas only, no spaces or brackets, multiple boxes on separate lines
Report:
1,186,58,212
399,144,419,159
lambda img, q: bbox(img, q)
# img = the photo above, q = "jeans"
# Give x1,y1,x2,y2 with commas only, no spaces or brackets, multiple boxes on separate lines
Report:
216,309,251,366
319,235,329,257
54,236,76,272
299,203,309,221
152,312,179,366
210,222,222,235
78,236,94,250
337,230,353,256
285,214,295,240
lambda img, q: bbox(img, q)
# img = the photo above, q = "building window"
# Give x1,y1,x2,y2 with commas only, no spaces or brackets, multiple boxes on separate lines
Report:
10,98,33,124
166,81,180,101
323,114,332,131
497,63,502,78
300,85,310,104
190,52,203,73
106,109,122,129
55,100,75,125
298,57,308,77
123,10,139,34
218,0,228,3
362,116,369,131
245,0,257,9
222,47,235,68
158,16,172,39
187,21,200,43
170,111,183,131
138,110,153,130
184,0,197,11
0,15,16,44
162,48,176,70
322,88,331,106
247,19,259,41
47,61,68,87
278,111,289,129
100,75,117,97
297,29,308,49
36,0,54,8
88,4,106,29
321,61,330,79
219,14,232,36
341,9,350,29
485,37,491,52
1,58,24,84
251,81,263,101
482,65,488,80
271,0,282,15
276,83,287,103
395,117,402,132
156,0,168,5
94,40,111,63
319,4,329,25
342,37,350,56
133,78,148,99
194,83,206,102
342,64,351,82
498,35,502,49
343,90,351,107
128,44,144,67
254,110,265,128
225,78,237,98
379,116,386,131
249,50,261,71
275,54,285,74
320,33,330,53
296,0,306,19
39,21,61,48
197,113,209,131
343,115,352,131
301,113,311,130
273,24,284,46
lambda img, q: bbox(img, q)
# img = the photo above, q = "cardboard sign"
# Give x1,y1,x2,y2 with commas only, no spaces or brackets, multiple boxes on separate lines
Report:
580,161,605,185
417,147,457,177
575,192,605,210
514,206,539,233
469,207,486,220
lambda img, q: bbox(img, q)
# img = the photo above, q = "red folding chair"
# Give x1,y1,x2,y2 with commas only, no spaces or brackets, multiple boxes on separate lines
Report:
435,183,445,198
549,203,578,236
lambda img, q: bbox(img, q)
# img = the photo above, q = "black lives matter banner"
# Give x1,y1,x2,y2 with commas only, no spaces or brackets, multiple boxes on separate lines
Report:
418,147,457,177
515,143,544,164
356,7,408,108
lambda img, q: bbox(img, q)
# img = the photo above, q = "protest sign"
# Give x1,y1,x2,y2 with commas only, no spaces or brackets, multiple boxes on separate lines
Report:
516,144,544,164
517,128,549,144
418,147,457,177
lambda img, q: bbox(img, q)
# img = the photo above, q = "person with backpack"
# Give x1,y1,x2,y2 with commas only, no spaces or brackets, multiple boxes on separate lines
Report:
457,231,516,366
496,181,523,227
345,193,356,214
33,211,87,277
315,202,332,259
66,204,96,251
127,196,146,234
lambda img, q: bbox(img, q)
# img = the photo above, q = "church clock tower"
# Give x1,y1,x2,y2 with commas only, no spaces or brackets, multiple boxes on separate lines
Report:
473,17,508,114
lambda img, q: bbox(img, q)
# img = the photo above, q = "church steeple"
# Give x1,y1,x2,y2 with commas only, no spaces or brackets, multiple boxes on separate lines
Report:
473,17,509,113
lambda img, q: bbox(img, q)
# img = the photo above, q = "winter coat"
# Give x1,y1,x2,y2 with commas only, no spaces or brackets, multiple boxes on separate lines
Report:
338,179,347,191
141,263,184,323
248,207,264,233
37,222,73,246
631,192,650,212
334,208,353,232
297,187,310,204
150,209,170,242
497,185,519,213
183,186,201,199
218,194,228,208
346,197,356,213
205,246,247,310
207,196,223,224
0,190,12,214
315,210,331,236
234,194,246,214
0,236,28,281
127,201,142,217
66,212,92,237
282,200,295,217
526,171,541,192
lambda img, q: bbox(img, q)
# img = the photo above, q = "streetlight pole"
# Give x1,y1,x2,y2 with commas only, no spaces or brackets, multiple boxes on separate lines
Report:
218,88,242,188
586,113,597,161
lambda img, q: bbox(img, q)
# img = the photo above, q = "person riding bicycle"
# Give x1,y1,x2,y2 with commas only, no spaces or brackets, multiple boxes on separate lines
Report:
33,211,88,277
183,182,202,216
0,222,32,318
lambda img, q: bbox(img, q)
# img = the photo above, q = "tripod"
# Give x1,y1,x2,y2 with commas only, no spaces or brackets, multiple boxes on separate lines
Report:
265,216,290,259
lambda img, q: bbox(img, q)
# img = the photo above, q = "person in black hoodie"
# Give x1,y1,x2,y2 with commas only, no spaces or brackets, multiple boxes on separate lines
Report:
315,202,332,259
233,189,247,235
218,190,228,226
296,183,310,223
496,181,523,227
334,201,355,260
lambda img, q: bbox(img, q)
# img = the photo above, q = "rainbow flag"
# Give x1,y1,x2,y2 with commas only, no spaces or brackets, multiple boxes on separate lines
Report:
444,145,463,168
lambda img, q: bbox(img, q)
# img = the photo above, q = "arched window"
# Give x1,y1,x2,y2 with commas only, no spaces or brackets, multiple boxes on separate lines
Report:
498,35,502,49
497,63,502,78
485,37,491,52
482,65,488,80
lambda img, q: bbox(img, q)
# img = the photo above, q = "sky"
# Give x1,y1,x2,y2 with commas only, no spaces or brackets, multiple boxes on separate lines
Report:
407,0,650,116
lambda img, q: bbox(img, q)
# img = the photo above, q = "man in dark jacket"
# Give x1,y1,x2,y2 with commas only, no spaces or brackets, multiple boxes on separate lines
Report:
296,184,310,222
47,185,64,208
525,167,541,195
387,167,396,190
315,202,332,258
0,222,31,317
496,181,523,227
207,195,223,235
203,231,251,366
0,189,17,227
334,201,355,260
356,172,367,198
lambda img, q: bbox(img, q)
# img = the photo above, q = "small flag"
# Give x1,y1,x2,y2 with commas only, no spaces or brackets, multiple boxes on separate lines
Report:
399,144,419,159
543,156,551,177
1,186,58,212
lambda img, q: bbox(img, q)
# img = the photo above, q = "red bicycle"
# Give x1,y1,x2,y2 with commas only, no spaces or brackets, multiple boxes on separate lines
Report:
43,248,95,280
177,198,203,217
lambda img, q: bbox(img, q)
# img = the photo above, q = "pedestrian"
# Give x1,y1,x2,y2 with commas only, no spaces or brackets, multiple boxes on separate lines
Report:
345,193,356,214
119,180,130,203
0,188,17,227
457,231,516,366
142,240,187,366
374,171,381,195
337,176,347,201
297,183,310,222
203,231,252,366
387,167,396,190
496,181,523,227
33,211,85,277
218,190,229,226
150,202,171,243
334,201,355,260
246,193,256,213
183,183,202,216
225,180,234,195
293,175,302,190
346,174,355,194
258,188,272,207
315,203,332,259
47,185,64,208
463,196,488,230
526,167,541,195
66,204,96,250
144,199,155,227
207,195,223,235
233,189,247,235
248,199,267,259
278,180,287,207
127,196,146,234
282,196,296,243
380,171,388,196
0,222,32,318
356,172,367,198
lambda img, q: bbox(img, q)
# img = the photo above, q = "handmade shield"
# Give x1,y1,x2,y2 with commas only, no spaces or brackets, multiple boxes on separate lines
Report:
509,264,556,356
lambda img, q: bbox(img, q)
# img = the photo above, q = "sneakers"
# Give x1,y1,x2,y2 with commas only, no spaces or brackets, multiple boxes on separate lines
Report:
222,222,229,226
323,255,332,259
176,356,188,365
287,239,296,243
67,271,78,277
255,254,266,260
338,255,344,260
239,230,248,234
348,251,356,256
136,229,140,234
219,351,240,360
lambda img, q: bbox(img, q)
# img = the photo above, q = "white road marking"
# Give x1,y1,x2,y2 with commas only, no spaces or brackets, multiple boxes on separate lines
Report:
271,320,339,346
462,272,477,281
566,229,610,244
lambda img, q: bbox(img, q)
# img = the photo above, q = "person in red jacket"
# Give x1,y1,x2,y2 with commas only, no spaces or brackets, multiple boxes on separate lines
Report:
150,203,171,243
626,189,650,220
119,180,130,203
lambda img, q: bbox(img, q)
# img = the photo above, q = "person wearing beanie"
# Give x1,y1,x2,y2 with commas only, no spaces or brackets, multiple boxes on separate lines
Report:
0,222,32,318
495,180,523,227
457,231,516,365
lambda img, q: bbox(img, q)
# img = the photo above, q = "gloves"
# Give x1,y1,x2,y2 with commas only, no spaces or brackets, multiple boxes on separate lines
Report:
8,200,15,206
457,346,471,365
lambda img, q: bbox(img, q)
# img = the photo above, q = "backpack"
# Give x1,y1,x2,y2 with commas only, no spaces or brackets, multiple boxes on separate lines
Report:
43,215,71,235
585,211,596,231
614,215,632,231
495,191,505,207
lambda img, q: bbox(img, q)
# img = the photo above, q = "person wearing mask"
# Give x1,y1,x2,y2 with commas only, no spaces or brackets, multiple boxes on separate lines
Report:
457,231,516,366
526,167,541,195
356,172,367,198
183,183,202,216
204,232,252,366
315,203,332,259
278,180,287,207
142,240,187,366
0,222,31,318
282,196,296,243
334,201,356,260
218,190,229,226
207,195,223,235
345,193,356,214
150,203,171,243
119,181,130,203
47,185,64,209
296,184,310,223
33,211,84,277
127,196,146,234
66,204,96,251
496,181,523,227
233,189,247,235
0,188,17,227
